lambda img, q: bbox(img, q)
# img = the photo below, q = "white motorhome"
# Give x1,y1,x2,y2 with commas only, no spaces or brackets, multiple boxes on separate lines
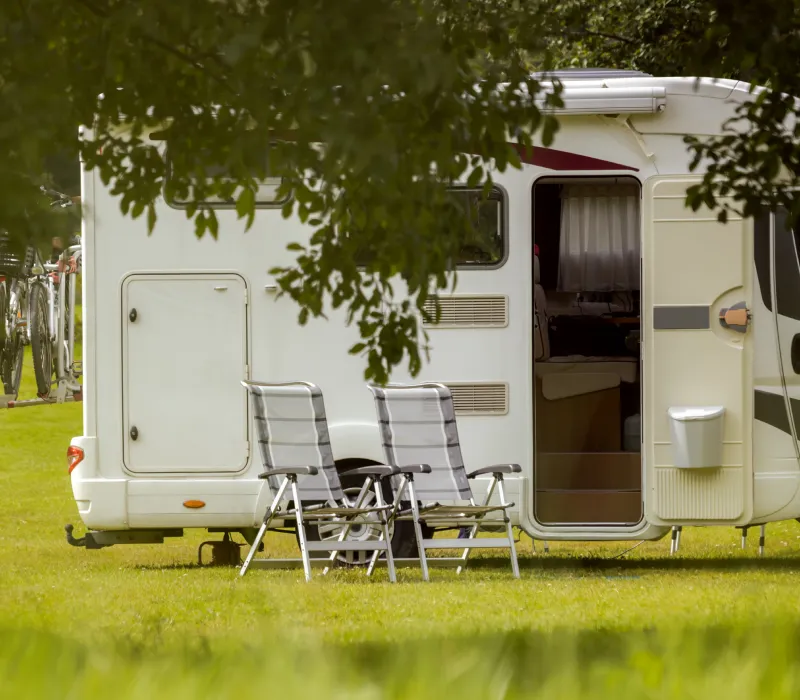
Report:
66,71,800,561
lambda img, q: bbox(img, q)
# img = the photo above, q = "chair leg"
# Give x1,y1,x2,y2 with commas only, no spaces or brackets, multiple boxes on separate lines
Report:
368,477,407,577
291,478,313,582
239,477,289,577
456,521,480,575
239,520,270,577
506,518,520,579
324,477,373,575
407,480,430,582
498,478,520,579
457,478,498,575
372,481,396,583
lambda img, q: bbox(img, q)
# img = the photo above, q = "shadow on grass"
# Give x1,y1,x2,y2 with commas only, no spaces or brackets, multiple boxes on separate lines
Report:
130,554,800,576
475,554,800,573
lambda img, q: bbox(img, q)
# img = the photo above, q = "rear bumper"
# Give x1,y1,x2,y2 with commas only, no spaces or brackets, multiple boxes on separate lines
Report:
69,436,129,529
69,436,271,530
68,436,526,532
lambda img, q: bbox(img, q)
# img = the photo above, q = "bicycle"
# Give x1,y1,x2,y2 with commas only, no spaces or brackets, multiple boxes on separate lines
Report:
0,232,35,400
29,188,82,400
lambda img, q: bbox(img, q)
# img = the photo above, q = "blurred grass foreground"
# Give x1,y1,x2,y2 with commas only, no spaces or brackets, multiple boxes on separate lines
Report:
4,623,800,699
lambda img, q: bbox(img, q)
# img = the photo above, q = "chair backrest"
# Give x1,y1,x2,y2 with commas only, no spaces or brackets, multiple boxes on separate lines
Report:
243,381,344,503
369,383,472,502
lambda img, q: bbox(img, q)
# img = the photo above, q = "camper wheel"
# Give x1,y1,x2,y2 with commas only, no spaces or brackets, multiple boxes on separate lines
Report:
297,459,430,567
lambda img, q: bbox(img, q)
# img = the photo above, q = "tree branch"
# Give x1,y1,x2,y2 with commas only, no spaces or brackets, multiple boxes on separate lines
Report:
68,0,235,93
69,0,110,19
135,32,236,94
568,28,637,45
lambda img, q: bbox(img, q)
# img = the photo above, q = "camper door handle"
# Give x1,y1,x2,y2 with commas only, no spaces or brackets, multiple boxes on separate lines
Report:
129,308,137,323
792,335,800,374
129,426,139,441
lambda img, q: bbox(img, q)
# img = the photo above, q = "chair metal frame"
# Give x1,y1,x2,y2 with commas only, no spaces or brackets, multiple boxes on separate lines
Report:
239,380,400,582
367,382,521,581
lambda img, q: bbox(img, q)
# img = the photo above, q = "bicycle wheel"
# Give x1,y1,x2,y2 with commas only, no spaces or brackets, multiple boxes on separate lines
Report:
0,279,7,350
29,282,52,397
1,332,23,398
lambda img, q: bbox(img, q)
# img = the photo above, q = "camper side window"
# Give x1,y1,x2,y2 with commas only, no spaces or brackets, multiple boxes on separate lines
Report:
774,205,800,321
163,142,287,208
353,186,506,269
450,187,506,266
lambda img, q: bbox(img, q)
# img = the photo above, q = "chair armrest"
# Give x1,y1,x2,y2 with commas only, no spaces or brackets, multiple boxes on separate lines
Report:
396,464,432,474
467,464,522,478
345,465,400,478
258,466,319,479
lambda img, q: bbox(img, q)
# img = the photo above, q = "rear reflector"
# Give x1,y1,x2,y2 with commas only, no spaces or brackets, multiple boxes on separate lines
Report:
67,445,84,473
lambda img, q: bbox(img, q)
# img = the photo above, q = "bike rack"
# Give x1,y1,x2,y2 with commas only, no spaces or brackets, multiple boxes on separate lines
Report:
1,391,82,409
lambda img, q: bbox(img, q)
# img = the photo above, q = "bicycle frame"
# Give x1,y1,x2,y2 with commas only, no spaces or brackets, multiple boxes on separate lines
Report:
56,244,82,399
30,243,82,401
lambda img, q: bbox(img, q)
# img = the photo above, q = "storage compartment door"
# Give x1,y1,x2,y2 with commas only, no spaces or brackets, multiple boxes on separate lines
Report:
123,274,248,473
643,177,753,525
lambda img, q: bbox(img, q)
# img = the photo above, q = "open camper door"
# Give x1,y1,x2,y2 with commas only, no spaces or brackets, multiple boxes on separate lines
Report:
642,177,753,527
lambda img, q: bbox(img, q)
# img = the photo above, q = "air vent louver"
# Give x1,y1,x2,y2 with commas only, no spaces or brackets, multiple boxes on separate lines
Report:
445,383,508,415
422,295,508,328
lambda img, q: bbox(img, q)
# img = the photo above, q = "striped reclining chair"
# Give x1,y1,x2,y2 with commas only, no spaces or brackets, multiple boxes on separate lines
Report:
368,382,521,581
239,380,399,582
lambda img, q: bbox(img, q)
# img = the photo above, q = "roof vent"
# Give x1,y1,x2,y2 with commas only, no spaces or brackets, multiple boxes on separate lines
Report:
532,68,653,81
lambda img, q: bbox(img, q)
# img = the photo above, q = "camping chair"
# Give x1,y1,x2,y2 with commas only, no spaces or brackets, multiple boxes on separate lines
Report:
367,382,521,581
239,380,398,582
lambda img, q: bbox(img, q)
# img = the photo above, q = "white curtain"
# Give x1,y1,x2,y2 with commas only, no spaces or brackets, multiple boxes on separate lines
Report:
557,184,640,292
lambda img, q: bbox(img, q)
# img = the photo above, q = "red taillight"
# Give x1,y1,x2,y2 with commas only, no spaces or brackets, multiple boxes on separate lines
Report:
67,445,84,474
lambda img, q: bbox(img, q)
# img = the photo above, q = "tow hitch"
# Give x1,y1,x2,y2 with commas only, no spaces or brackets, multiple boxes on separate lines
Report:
65,524,111,549
65,524,183,549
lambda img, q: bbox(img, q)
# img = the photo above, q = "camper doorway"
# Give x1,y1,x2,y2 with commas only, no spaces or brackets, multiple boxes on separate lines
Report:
532,177,643,527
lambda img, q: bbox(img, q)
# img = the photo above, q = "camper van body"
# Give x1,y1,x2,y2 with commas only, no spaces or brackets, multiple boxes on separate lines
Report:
68,75,800,551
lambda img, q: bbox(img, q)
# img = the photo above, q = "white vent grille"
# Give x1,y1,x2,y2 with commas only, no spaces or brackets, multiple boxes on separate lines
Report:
422,295,508,328
446,383,508,415
655,467,744,521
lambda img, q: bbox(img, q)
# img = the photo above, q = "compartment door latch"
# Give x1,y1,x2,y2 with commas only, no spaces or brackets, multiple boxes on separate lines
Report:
718,301,750,333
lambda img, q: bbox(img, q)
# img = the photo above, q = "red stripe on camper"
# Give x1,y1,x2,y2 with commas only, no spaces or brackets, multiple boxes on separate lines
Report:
510,144,638,172
250,130,638,172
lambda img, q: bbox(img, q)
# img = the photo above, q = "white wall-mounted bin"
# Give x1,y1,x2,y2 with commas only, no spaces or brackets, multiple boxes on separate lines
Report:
667,406,725,468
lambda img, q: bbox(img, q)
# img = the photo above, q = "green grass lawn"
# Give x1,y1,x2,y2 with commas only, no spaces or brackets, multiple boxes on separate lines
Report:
4,344,800,697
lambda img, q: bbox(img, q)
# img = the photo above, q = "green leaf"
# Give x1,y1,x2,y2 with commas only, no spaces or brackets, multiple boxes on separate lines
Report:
299,49,316,77
467,166,484,187
236,187,255,219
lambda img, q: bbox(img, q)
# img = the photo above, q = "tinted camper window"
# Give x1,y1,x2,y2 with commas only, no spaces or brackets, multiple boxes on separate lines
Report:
449,187,505,267
774,206,800,321
354,186,506,269
164,141,287,207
